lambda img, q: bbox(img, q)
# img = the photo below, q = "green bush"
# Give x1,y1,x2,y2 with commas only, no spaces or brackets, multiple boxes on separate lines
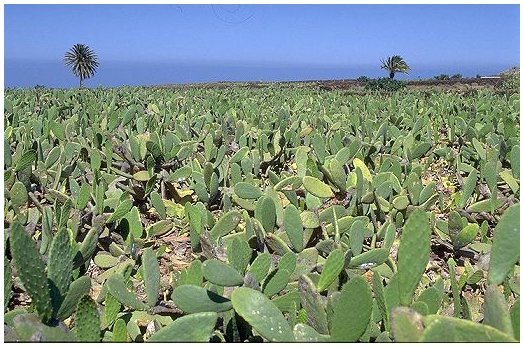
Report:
365,77,407,92
434,74,450,81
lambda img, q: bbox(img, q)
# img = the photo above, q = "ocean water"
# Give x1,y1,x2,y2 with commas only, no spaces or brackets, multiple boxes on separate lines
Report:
5,59,513,89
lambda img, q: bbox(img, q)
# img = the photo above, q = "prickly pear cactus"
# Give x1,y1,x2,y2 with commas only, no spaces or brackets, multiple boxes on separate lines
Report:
10,221,52,323
142,247,160,307
330,276,372,342
231,287,294,342
172,284,232,313
56,276,92,321
4,80,520,343
148,312,218,342
9,181,28,210
202,259,244,287
47,227,73,315
75,296,100,342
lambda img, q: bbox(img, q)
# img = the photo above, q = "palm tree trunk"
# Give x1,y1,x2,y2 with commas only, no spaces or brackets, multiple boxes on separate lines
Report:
79,77,83,88
389,72,395,79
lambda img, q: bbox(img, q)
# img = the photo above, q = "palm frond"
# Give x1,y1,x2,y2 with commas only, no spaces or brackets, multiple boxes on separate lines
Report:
381,55,410,73
64,44,99,86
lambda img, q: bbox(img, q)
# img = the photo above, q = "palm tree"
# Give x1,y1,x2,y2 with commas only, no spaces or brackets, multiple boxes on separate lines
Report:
380,55,410,79
64,44,99,88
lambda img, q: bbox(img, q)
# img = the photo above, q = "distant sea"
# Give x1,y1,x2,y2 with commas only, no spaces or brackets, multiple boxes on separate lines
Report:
5,59,514,89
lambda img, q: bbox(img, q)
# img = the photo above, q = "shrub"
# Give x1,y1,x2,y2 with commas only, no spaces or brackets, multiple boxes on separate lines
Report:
434,74,450,81
365,77,407,92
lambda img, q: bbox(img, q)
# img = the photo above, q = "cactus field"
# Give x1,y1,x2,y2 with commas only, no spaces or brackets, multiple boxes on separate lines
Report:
3,85,520,342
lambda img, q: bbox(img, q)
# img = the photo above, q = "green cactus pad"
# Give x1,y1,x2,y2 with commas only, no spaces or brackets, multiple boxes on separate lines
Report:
102,292,121,329
231,287,294,342
372,271,389,329
105,274,147,310
274,175,303,191
271,290,301,313
202,259,244,287
123,206,144,239
483,284,514,336
9,181,28,209
392,195,410,210
248,253,271,284
5,312,76,342
348,248,389,269
353,158,372,182
94,253,119,269
453,223,479,249
420,315,516,342
96,259,134,284
142,247,160,307
283,204,304,252
76,183,91,210
227,237,253,275
390,307,424,342
106,195,133,224
300,211,320,229
415,286,442,315
148,312,218,342
146,220,173,237
146,140,163,161
276,252,294,272
488,203,520,285
467,195,505,212
317,248,344,292
133,170,151,181
73,227,99,269
298,275,329,335
293,323,330,342
265,233,293,255
15,149,37,172
112,318,128,342
262,269,291,297
292,247,319,281
255,196,276,233
210,210,242,241
330,276,372,342
57,276,92,321
397,208,430,306
10,221,52,323
150,191,166,220
230,146,249,163
44,146,62,169
328,158,347,190
302,176,334,198
234,182,263,199
172,284,233,313
407,142,431,160
47,227,73,314
349,220,366,256
175,259,203,287
75,296,101,342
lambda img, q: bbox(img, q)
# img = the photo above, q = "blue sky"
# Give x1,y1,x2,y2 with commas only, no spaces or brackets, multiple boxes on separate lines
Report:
4,4,520,87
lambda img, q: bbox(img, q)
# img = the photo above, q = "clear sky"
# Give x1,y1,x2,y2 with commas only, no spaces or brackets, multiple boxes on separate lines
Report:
4,4,520,87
